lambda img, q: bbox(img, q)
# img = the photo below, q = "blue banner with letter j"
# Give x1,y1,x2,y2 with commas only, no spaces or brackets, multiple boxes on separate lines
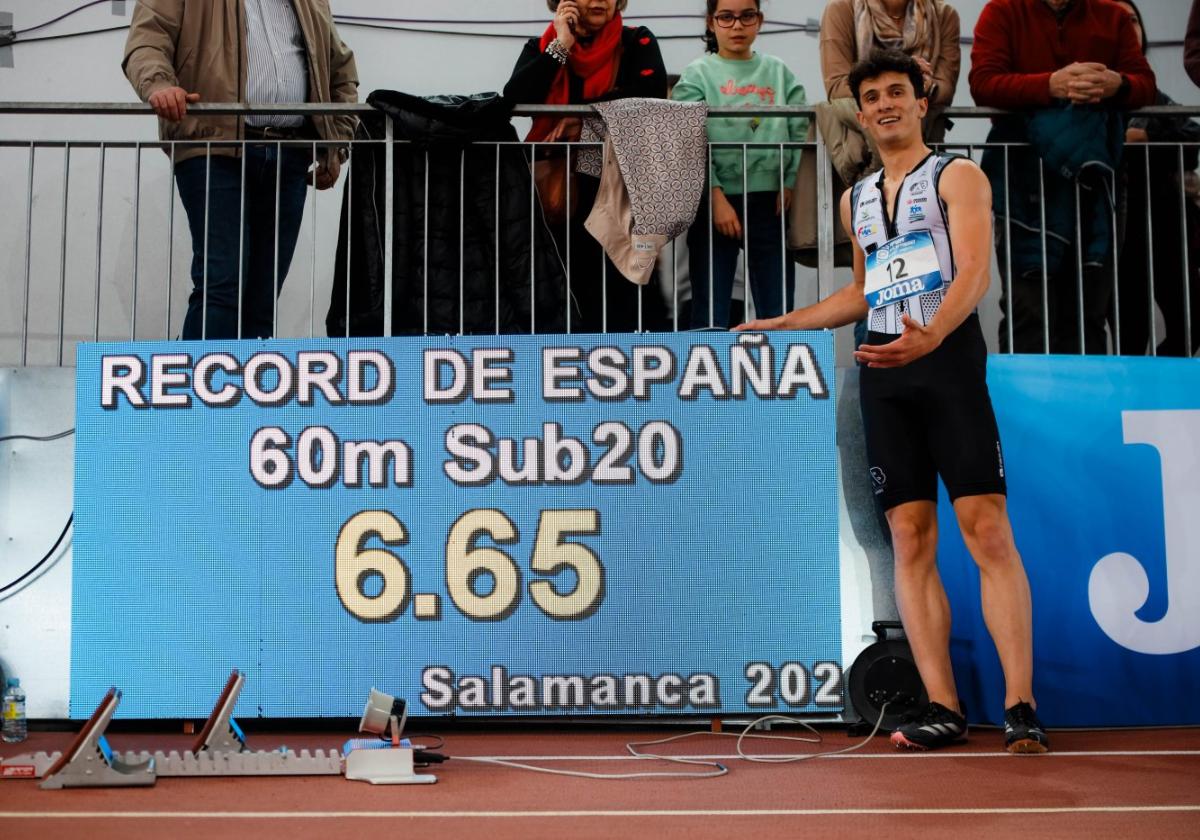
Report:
939,356,1200,727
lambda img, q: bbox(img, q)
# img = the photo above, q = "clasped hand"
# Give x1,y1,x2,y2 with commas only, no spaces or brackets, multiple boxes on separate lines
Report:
1049,62,1122,104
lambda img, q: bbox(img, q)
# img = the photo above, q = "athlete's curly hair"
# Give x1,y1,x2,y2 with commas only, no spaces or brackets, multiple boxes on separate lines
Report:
848,49,927,108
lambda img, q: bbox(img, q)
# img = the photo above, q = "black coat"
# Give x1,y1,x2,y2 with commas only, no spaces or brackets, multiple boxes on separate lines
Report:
326,90,568,337
502,26,668,106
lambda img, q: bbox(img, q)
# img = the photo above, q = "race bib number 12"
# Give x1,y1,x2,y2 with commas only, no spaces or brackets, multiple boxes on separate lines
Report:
864,230,944,310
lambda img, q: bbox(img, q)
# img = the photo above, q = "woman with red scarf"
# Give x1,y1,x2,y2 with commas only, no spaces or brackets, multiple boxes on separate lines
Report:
505,0,668,333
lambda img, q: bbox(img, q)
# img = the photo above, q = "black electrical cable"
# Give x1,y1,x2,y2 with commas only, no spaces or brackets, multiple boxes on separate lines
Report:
10,0,110,36
1,7,1179,54
5,24,130,45
0,428,77,595
0,428,75,444
335,20,810,41
0,513,73,596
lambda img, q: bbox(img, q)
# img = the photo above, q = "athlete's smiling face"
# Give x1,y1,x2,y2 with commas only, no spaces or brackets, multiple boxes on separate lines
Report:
856,71,928,146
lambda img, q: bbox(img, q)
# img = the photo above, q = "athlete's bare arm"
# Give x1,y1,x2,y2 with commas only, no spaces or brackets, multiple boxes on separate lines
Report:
854,159,993,367
736,190,870,332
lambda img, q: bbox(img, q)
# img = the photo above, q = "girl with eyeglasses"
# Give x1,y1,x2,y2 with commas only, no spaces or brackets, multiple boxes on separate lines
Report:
672,0,808,329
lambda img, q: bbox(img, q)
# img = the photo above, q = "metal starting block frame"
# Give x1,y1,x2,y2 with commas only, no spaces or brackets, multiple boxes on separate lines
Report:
116,747,343,776
39,687,156,789
30,669,347,788
1,750,65,779
191,668,251,755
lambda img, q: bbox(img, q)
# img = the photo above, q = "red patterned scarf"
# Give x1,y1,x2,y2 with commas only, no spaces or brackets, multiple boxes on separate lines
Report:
527,14,624,142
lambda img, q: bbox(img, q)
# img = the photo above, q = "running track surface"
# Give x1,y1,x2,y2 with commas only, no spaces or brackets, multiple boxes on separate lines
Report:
1,726,1197,839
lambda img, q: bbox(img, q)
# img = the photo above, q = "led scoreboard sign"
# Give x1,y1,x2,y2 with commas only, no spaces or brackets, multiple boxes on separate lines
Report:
71,333,841,718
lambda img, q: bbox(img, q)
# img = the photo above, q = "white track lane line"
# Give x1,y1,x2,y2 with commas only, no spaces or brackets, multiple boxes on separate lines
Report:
2,807,1199,819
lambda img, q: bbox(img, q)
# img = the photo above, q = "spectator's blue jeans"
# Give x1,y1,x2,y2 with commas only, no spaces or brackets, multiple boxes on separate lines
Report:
687,191,795,329
175,145,310,339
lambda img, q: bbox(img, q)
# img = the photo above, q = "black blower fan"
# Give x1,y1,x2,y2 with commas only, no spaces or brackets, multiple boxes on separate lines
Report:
847,621,927,734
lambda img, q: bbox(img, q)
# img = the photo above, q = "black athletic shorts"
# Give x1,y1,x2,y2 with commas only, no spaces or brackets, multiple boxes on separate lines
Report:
859,313,1007,511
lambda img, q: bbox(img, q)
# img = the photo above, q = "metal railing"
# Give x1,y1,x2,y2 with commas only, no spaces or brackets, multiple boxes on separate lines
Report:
1,102,1197,365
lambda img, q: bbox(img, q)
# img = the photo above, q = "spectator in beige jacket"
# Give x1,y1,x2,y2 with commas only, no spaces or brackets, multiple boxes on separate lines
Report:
123,0,358,340
791,1,959,309
821,0,960,147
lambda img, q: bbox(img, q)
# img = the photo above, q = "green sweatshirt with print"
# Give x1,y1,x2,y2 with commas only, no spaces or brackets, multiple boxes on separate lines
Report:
671,51,808,195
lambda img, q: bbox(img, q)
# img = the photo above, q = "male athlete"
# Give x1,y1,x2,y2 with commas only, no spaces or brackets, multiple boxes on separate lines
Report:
739,49,1048,753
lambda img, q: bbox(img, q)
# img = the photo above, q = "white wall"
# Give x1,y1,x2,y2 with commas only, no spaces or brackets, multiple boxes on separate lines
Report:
0,0,1194,718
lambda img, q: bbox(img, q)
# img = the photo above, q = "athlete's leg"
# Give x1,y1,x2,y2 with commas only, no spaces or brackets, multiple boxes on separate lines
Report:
952,493,1035,708
887,500,959,711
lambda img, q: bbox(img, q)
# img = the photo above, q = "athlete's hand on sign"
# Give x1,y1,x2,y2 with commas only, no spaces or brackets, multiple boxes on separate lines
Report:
149,86,200,122
712,188,743,239
736,314,785,332
854,314,944,368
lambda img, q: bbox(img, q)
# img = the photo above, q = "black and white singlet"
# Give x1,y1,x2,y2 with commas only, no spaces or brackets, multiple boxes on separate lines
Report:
850,152,959,335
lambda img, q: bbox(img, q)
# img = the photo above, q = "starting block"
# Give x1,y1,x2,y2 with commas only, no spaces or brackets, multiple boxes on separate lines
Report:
39,687,156,789
115,669,342,778
22,670,344,788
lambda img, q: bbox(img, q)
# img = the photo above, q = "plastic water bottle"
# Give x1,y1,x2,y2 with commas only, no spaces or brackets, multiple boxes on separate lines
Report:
2,678,26,743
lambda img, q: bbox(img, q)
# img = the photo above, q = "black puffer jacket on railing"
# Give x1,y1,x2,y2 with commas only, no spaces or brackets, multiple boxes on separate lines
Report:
326,90,569,337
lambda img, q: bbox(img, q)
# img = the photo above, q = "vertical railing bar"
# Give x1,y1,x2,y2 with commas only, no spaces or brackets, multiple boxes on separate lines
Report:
272,141,282,339
345,142,353,338
565,144,573,333
1180,144,1193,356
461,146,467,337
167,142,177,340
707,142,714,328
671,236,679,331
601,143,608,332
131,143,141,341
529,142,536,335
57,143,71,366
495,143,501,335
21,143,34,365
1037,161,1049,354
1073,178,1084,355
310,140,318,338
779,141,786,319
1109,166,1121,355
202,144,212,340
383,116,394,338
237,143,246,339
815,137,834,301
637,274,643,333
742,143,750,323
1003,144,1014,354
93,143,106,342
423,149,430,335
1144,150,1157,354
602,242,608,334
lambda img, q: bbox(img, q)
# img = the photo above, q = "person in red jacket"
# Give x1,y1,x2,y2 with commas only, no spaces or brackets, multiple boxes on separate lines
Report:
969,0,1155,354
